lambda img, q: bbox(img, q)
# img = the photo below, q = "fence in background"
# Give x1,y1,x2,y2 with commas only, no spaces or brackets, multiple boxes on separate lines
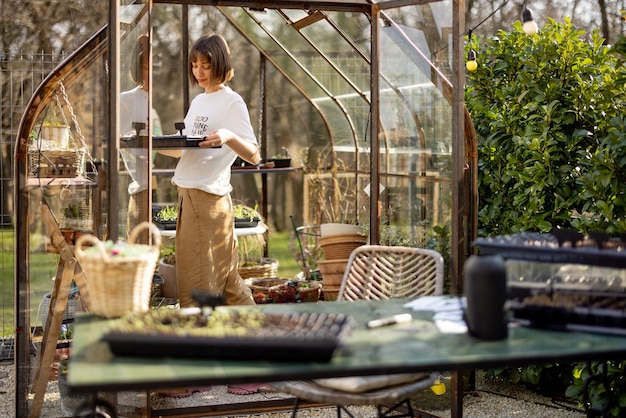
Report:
0,51,66,359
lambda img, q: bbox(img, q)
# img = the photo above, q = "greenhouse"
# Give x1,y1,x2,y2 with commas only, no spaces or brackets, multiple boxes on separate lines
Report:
14,1,474,416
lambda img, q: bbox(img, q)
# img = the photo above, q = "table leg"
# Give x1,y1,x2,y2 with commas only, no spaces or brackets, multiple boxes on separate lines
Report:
451,371,463,418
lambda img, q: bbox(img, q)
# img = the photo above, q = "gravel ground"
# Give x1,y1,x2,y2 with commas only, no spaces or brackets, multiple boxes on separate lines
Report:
0,361,586,417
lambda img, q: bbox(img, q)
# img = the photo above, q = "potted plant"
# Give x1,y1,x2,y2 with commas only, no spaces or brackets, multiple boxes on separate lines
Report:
301,147,367,238
252,280,322,304
233,202,262,228
60,203,92,242
236,223,279,280
39,107,70,149
153,205,178,230
267,147,291,168
157,243,178,299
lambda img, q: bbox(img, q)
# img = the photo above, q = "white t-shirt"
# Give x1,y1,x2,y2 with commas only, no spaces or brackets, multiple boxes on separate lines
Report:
172,86,257,196
119,86,163,195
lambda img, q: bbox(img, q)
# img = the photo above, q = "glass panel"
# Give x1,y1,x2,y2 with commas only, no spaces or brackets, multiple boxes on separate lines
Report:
220,7,361,150
219,7,372,227
24,36,108,323
118,3,152,239
378,2,453,249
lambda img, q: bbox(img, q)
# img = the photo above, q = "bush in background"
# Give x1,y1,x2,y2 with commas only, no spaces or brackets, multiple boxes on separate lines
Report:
466,18,626,237
466,18,626,416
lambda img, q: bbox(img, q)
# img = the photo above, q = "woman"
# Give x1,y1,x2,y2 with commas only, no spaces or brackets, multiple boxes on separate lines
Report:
169,34,260,307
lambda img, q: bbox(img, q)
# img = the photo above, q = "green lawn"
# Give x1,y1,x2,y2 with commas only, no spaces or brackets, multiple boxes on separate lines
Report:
267,230,302,280
1,228,60,336
1,228,303,337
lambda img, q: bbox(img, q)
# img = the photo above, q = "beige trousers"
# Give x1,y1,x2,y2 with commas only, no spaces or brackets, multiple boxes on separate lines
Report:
175,188,254,307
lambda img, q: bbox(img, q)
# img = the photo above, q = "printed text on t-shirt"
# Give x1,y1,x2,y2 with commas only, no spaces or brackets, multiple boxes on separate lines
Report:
191,115,209,135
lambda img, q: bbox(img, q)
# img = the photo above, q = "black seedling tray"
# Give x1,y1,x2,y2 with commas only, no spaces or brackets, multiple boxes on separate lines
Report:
121,135,221,149
154,220,177,230
235,217,261,228
473,233,626,268
103,311,352,362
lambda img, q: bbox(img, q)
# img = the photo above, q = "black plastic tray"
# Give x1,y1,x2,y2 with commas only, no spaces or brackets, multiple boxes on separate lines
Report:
102,311,352,362
235,218,260,228
510,300,626,335
121,135,221,149
473,233,626,268
154,220,177,230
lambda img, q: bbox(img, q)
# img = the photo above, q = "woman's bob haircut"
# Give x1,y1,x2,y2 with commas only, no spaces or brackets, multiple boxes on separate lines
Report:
188,34,234,87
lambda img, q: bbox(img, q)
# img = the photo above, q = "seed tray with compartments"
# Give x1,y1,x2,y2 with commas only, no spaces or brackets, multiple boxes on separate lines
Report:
474,232,626,334
102,309,352,362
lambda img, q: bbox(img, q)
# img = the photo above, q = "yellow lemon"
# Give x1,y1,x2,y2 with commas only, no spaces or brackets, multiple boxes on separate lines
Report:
430,381,446,395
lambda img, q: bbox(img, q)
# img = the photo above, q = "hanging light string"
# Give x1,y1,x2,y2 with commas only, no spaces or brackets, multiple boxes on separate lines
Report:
521,0,539,35
465,0,538,71
466,0,512,39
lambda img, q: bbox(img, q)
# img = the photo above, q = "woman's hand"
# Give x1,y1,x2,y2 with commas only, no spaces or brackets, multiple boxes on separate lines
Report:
199,129,230,148
200,129,260,165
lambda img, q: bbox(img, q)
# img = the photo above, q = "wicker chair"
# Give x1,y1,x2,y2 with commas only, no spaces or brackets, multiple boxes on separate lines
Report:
274,245,445,418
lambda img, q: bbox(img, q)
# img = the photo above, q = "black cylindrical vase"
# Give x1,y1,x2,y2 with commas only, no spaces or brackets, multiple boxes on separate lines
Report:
463,255,508,340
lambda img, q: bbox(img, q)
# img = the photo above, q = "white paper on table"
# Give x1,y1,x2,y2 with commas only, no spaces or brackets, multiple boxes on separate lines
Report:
402,296,464,312
435,319,468,334
403,296,468,334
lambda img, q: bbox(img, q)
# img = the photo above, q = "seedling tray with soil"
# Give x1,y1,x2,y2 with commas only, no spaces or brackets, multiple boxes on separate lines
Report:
102,308,352,362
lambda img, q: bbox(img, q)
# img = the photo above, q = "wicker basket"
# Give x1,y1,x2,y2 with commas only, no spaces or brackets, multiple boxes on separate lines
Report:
319,233,367,260
238,257,279,280
28,148,85,178
40,291,80,330
75,222,161,318
246,277,291,295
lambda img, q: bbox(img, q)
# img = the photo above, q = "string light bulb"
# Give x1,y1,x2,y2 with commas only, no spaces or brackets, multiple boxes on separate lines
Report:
466,49,478,72
522,7,539,35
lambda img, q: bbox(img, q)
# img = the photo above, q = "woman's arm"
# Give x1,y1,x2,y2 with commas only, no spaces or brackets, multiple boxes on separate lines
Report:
200,129,260,165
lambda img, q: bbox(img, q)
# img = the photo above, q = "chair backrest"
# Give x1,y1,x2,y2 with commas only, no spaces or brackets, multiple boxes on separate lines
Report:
337,245,444,301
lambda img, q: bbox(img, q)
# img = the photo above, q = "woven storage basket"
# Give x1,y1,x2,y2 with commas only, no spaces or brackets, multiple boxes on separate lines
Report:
238,257,278,280
40,291,80,330
319,233,367,260
246,277,291,295
28,148,85,178
75,222,161,318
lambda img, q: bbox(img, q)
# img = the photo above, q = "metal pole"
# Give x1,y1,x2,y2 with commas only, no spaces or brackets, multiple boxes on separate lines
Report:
369,5,381,244
107,0,121,240
452,0,467,416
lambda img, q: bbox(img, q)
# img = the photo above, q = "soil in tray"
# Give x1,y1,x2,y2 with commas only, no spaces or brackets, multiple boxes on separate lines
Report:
103,309,351,362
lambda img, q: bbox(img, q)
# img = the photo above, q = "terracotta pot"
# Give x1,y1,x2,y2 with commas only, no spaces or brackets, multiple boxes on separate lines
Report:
322,285,341,301
296,282,322,303
60,229,75,244
318,259,348,287
319,234,367,260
